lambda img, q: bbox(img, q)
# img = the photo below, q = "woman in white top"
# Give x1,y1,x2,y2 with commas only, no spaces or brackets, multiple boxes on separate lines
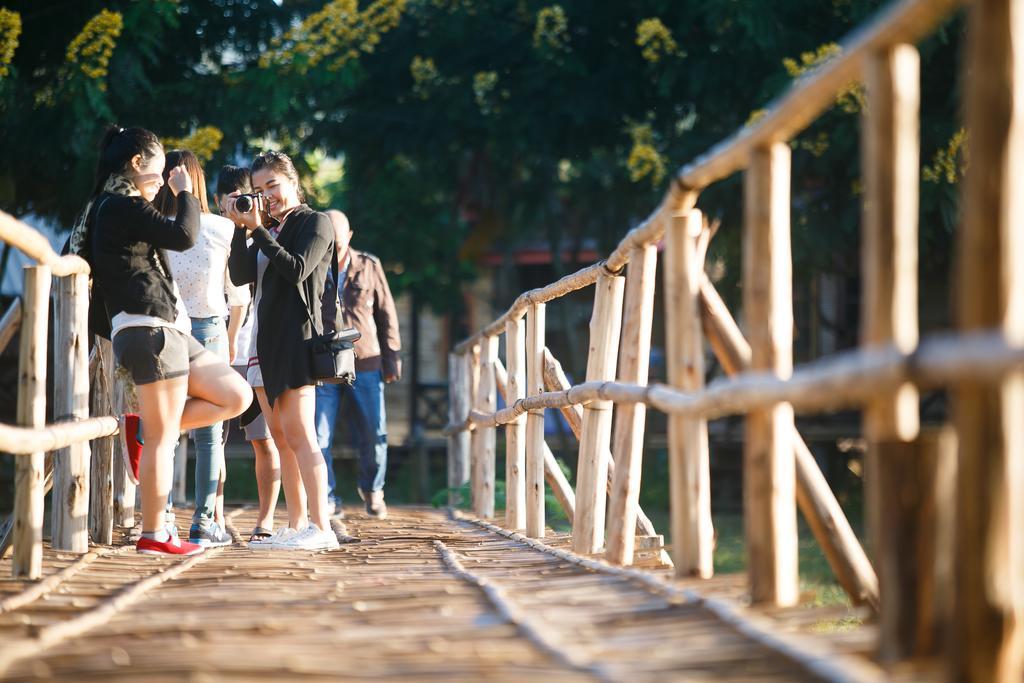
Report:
156,150,251,547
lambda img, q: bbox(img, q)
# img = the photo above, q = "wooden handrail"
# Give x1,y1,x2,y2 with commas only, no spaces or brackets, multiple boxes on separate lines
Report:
453,0,966,350
454,262,606,354
0,417,119,454
676,0,965,190
444,0,1002,663
699,275,879,610
0,210,90,277
460,331,1024,428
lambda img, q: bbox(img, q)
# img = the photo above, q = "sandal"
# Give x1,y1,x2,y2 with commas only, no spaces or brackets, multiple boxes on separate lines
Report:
249,527,273,543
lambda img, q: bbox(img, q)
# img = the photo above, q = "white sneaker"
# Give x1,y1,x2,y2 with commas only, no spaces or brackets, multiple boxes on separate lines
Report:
250,527,298,549
276,524,340,551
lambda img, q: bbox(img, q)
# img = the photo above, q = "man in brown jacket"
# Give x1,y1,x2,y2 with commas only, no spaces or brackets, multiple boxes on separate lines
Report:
315,210,401,519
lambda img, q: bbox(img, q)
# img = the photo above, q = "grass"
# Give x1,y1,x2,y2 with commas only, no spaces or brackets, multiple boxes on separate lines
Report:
711,512,855,607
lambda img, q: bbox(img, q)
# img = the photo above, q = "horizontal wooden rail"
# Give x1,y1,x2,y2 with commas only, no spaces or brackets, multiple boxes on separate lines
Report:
460,331,1022,428
452,0,965,351
493,358,577,523
0,211,90,277
699,275,878,609
454,262,607,354
455,188,699,354
0,417,119,455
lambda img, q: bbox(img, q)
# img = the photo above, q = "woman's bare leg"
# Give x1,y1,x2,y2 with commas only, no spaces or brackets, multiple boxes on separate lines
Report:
252,438,281,530
181,352,251,432
277,386,330,531
136,377,189,533
256,387,307,530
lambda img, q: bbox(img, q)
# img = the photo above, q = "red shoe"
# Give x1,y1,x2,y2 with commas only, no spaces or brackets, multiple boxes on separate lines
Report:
136,534,204,556
120,414,142,485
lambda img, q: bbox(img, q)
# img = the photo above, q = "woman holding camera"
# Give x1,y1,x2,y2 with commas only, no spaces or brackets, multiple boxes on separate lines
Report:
226,151,338,551
72,126,251,555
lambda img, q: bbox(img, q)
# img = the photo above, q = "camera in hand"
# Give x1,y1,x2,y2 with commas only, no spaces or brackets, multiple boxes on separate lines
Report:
234,192,264,213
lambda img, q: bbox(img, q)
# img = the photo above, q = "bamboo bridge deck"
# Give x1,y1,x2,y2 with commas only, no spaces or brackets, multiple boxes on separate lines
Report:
0,506,883,682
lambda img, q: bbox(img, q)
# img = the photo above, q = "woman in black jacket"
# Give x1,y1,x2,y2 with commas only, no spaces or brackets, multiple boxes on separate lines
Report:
226,151,338,551
74,126,252,556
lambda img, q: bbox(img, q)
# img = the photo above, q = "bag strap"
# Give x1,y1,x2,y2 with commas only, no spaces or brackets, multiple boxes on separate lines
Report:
297,241,339,337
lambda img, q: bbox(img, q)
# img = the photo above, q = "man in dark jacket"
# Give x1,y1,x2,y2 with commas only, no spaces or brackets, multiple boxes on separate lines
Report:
316,210,402,518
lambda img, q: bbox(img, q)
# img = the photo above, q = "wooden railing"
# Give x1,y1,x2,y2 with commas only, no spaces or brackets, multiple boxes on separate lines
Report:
446,0,1024,676
0,210,133,580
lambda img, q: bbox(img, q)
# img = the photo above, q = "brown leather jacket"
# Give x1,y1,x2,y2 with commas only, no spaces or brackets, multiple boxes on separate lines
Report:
320,248,402,378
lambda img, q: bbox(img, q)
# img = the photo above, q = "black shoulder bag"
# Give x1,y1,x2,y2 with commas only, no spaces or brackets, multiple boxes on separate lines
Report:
298,246,360,385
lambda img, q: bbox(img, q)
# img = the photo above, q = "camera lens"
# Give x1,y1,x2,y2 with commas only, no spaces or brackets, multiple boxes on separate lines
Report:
235,195,254,213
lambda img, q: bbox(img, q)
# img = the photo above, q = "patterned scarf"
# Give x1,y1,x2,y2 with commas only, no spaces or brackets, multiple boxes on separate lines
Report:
68,173,140,259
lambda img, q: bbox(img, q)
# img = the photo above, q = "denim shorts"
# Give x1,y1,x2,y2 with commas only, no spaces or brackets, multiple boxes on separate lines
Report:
112,326,205,385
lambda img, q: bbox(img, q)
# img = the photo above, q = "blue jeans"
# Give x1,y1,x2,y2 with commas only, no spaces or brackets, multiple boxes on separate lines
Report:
190,316,227,526
315,370,388,500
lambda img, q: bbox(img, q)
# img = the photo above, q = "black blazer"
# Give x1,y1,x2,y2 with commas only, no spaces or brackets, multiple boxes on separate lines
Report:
89,191,201,339
228,205,334,406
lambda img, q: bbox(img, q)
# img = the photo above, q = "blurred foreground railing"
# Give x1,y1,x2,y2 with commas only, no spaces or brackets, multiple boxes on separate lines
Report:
445,0,1023,677
0,210,136,580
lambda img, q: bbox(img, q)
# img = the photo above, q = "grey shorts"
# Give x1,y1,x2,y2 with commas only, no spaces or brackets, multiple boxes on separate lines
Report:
233,364,270,441
113,326,206,386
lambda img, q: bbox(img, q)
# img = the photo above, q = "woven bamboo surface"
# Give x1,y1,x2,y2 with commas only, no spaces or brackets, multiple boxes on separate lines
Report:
0,506,883,681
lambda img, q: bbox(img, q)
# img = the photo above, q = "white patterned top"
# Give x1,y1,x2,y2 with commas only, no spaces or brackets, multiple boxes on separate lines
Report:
165,213,250,318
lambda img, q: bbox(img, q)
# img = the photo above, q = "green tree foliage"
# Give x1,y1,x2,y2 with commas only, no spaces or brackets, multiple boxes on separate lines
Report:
0,0,966,332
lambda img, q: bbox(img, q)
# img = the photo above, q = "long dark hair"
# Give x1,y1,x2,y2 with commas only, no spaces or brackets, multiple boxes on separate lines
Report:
89,125,163,200
153,149,209,216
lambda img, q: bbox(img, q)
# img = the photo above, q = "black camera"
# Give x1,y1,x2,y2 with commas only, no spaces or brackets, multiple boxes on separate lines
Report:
234,192,265,214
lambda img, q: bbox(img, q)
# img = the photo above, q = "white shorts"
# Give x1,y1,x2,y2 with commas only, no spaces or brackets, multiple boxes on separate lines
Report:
233,364,270,442
246,361,264,389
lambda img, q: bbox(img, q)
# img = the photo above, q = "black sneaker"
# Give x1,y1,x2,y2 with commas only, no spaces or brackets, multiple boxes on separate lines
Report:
188,521,233,547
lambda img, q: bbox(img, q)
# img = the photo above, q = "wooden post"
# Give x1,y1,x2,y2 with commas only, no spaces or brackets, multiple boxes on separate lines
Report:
525,303,546,537
89,338,115,545
876,427,955,663
470,335,497,518
447,352,471,505
112,370,137,527
606,244,657,566
862,44,921,570
951,0,1024,679
862,43,921,444
573,271,624,555
51,273,91,553
542,348,658,537
743,143,799,606
505,317,526,529
13,265,50,578
493,357,576,523
665,210,714,577
466,343,481,509
700,276,880,610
